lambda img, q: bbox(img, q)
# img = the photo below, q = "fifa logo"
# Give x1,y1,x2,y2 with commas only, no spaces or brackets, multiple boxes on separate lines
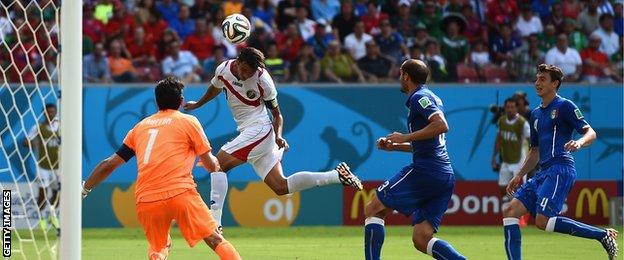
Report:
576,188,609,218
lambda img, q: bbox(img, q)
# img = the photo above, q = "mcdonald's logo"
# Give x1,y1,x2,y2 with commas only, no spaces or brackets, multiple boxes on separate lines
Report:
575,188,609,218
350,189,376,219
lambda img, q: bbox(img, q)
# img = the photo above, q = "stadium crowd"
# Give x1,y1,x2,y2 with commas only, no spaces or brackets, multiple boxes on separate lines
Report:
0,0,622,84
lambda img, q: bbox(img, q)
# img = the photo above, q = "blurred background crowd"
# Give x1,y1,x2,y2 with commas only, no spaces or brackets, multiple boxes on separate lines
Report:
0,0,622,84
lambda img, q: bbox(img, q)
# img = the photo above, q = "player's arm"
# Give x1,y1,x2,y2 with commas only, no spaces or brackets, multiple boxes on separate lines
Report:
269,103,289,150
184,85,221,111
386,113,448,143
563,101,595,152
198,151,221,173
506,146,539,195
82,153,127,198
565,125,596,152
83,141,135,198
376,137,411,152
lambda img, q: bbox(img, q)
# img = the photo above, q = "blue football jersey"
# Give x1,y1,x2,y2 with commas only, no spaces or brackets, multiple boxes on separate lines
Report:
529,95,589,168
406,86,451,165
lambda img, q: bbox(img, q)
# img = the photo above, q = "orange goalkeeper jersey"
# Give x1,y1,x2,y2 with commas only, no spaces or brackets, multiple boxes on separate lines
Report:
122,109,211,203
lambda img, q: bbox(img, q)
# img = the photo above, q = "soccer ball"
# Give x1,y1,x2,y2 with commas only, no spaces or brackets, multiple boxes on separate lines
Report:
222,14,251,44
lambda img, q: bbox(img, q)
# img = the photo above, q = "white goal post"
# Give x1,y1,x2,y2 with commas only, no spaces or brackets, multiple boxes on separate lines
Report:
59,1,81,260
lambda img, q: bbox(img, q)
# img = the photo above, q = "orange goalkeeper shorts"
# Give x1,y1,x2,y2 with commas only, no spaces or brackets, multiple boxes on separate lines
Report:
136,188,217,254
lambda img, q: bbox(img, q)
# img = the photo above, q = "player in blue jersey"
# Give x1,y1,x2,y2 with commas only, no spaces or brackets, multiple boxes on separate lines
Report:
503,64,618,260
363,59,466,260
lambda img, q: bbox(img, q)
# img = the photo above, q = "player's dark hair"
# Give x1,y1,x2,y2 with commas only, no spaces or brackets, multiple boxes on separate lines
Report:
504,97,516,106
155,76,184,110
402,59,430,85
237,47,265,69
45,103,56,109
537,64,564,90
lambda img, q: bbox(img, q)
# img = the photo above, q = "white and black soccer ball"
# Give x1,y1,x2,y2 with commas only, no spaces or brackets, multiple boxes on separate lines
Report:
221,14,251,44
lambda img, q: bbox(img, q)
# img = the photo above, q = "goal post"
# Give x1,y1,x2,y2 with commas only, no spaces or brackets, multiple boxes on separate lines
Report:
59,0,81,259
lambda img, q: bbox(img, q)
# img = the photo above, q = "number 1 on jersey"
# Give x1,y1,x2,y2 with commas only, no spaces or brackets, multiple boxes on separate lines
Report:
143,129,159,164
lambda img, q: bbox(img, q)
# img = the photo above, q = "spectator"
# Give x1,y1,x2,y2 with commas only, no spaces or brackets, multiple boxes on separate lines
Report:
424,40,448,82
468,41,491,69
591,14,620,56
83,4,105,44
416,0,444,39
512,34,545,82
247,25,271,54
544,3,565,33
321,40,366,83
296,6,317,41
443,0,465,14
94,0,114,24
344,21,373,60
276,23,306,62
126,27,157,65
295,44,321,82
410,23,434,51
441,19,469,82
266,43,290,82
538,23,558,52
253,0,277,29
462,4,484,44
223,0,244,17
104,2,136,43
142,9,169,47
108,40,138,83
409,45,425,60
307,23,335,58
332,0,359,42
243,7,274,34
162,41,202,83
614,1,623,37
580,34,622,83
577,0,601,35
545,34,582,81
156,0,180,23
182,18,215,62
376,19,408,63
156,29,180,61
353,0,368,17
276,0,299,31
83,43,111,83
169,5,195,41
190,0,219,20
564,18,587,51
390,0,418,38
311,0,340,24
485,0,519,29
203,46,226,79
532,0,554,20
361,2,388,35
491,23,522,66
135,0,157,25
562,0,582,19
515,4,543,38
597,0,615,15
357,41,396,83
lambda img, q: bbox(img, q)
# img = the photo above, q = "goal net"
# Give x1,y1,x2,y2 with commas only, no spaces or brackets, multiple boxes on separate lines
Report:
0,0,61,258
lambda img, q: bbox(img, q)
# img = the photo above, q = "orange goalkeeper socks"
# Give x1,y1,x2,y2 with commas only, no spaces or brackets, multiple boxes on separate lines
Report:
215,240,241,260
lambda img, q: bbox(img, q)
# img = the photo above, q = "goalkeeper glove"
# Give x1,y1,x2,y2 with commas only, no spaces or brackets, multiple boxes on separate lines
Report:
82,181,91,199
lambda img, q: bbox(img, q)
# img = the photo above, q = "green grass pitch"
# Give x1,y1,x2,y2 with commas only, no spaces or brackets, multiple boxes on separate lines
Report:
9,226,624,259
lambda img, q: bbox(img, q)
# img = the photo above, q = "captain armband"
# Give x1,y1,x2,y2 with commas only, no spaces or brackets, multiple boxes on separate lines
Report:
265,98,279,109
